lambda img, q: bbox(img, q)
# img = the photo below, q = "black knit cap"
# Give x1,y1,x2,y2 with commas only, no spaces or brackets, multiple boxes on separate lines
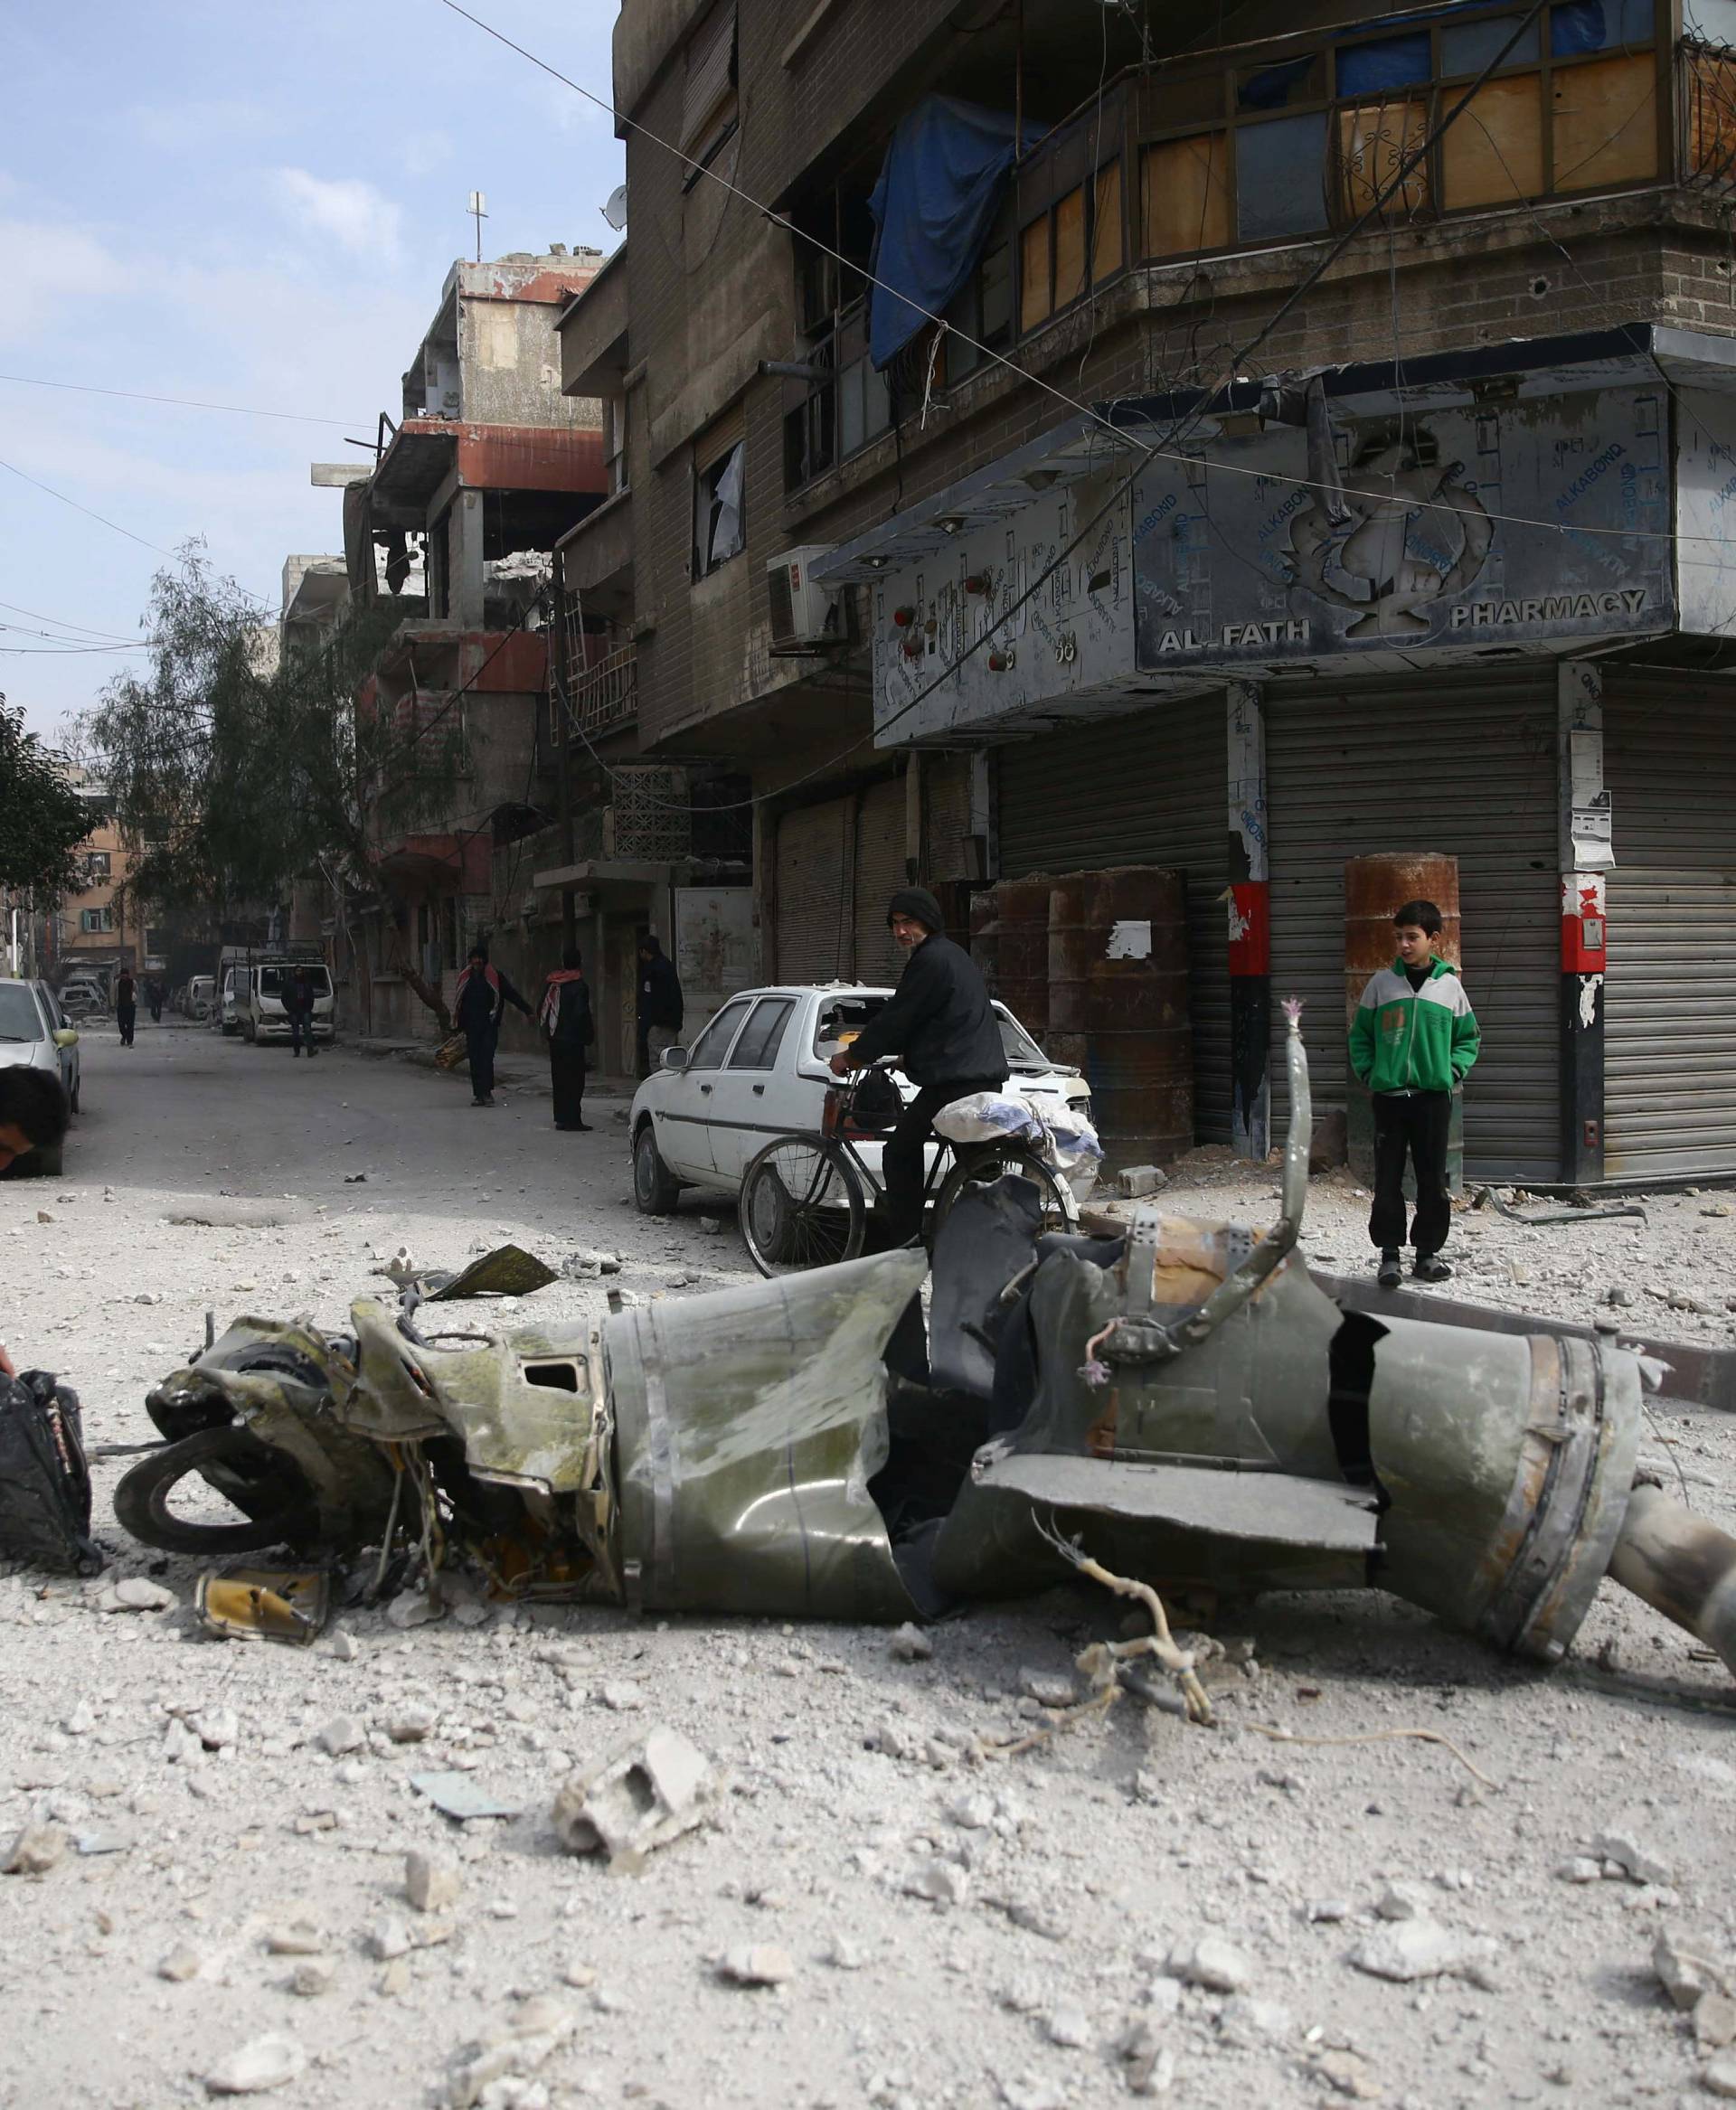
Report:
887,886,944,932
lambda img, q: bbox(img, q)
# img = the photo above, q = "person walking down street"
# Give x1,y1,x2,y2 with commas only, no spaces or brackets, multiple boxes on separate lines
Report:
829,887,1008,1248
284,964,318,1059
146,979,164,1024
454,944,532,1108
1349,897,1481,1290
114,971,137,1048
541,947,595,1131
636,935,684,1079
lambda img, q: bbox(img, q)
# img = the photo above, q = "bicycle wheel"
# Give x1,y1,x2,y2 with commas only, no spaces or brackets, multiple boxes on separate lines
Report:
930,1144,1074,1246
740,1134,868,1276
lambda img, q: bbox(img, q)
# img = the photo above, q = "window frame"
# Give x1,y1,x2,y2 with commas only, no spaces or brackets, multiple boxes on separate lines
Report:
1114,0,1666,281
726,995,796,1071
684,996,753,1069
693,438,746,579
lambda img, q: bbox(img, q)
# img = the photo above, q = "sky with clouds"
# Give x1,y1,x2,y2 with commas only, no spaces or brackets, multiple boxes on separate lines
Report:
3,0,623,739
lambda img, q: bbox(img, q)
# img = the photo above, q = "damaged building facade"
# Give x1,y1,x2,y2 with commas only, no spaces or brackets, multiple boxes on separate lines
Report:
316,248,610,1043
592,0,1736,1183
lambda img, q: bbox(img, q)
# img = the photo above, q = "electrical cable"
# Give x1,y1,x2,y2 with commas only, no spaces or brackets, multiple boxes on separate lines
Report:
0,373,363,429
0,598,145,644
430,0,1159,468
0,455,175,557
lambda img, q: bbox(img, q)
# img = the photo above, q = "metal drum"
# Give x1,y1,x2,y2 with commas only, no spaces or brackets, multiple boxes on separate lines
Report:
995,875,1052,1044
1048,867,1192,1167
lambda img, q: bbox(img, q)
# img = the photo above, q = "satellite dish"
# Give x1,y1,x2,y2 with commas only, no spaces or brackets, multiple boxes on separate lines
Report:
601,184,627,232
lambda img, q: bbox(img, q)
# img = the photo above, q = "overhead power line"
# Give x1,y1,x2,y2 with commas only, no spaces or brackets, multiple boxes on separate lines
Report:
0,372,363,429
0,598,145,645
0,455,175,558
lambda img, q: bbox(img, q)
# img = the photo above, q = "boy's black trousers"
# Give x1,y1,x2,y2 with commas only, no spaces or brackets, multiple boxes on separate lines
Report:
1369,1089,1452,1257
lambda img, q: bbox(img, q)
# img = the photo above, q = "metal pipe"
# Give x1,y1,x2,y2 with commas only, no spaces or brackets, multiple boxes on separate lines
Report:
1607,1480,1736,1681
1173,1003,1309,1347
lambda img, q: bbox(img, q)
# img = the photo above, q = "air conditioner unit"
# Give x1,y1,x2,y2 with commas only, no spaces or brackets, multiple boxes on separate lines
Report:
767,545,845,655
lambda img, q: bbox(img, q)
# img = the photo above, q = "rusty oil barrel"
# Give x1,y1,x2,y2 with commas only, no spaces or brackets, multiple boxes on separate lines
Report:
1344,852,1462,1186
995,876,1052,1044
968,887,1000,1003
1047,866,1192,1167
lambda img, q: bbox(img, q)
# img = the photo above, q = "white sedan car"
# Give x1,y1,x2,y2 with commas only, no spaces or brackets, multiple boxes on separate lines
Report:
0,978,80,1177
630,983,1090,1214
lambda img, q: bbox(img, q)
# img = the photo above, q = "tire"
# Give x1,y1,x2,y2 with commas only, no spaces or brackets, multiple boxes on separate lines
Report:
31,1143,63,1179
633,1123,680,1215
740,1134,867,1276
931,1144,1073,1246
112,1427,313,1557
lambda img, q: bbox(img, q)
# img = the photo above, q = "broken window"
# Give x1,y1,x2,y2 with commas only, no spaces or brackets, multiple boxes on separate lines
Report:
1140,132,1231,258
1236,111,1330,241
783,178,885,487
1550,49,1657,190
1018,161,1126,333
693,438,745,578
1334,95,1433,223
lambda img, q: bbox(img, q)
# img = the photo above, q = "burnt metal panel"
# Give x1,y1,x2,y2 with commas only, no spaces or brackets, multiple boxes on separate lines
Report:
974,1452,1381,1552
994,693,1229,1144
1263,670,1559,1182
1604,674,1736,1179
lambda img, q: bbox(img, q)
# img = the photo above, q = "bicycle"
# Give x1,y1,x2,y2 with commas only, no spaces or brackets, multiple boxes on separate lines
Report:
739,1062,1079,1276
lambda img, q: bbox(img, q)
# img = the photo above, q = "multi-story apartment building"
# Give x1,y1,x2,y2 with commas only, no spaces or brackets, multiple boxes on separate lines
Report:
590,0,1736,1183
322,246,611,1041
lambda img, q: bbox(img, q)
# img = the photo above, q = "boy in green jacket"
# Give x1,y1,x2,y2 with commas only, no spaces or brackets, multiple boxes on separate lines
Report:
1347,899,1480,1289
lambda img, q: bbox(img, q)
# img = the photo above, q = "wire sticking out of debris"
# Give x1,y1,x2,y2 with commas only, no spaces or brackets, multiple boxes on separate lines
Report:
1241,1719,1501,1792
1473,1185,1646,1229
1033,1514,1214,1727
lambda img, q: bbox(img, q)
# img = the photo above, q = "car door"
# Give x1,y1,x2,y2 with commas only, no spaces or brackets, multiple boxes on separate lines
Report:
654,997,752,1180
39,985,76,1101
703,995,798,1187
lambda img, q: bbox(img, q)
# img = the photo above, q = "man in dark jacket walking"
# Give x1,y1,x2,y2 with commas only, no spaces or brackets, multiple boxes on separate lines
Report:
540,947,595,1130
454,944,533,1107
284,964,318,1059
830,886,1007,1247
636,934,684,1079
114,970,137,1048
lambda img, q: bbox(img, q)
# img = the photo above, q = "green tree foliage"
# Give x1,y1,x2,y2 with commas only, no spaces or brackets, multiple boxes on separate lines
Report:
85,545,475,1030
0,695,93,896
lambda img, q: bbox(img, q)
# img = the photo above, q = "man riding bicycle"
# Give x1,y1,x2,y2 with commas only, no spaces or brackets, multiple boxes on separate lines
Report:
828,887,1008,1247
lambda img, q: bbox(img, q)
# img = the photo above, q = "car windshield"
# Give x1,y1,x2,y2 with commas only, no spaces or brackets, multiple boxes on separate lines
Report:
809,992,1052,1072
0,985,44,1042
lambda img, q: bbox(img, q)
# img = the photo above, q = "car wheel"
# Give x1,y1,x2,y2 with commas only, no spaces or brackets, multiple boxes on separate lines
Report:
25,1143,63,1179
633,1124,680,1214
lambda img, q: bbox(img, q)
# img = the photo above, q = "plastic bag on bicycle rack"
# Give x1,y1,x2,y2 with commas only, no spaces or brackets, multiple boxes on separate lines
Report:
929,1091,1044,1149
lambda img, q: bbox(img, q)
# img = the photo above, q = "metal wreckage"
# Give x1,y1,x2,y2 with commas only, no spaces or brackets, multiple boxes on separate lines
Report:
111,1013,1736,1706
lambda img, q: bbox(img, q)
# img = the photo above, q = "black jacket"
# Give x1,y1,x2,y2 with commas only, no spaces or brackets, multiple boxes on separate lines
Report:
285,972,316,1018
457,968,530,1036
547,977,594,1050
848,931,1007,1088
638,952,684,1033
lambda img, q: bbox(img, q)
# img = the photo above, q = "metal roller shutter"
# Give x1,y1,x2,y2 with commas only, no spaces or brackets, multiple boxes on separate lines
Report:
995,697,1230,1144
775,797,853,983
1604,675,1736,1180
854,775,908,987
1264,670,1558,1182
923,753,975,883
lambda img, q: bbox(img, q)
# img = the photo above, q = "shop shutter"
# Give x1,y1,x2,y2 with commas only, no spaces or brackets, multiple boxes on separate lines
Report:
775,796,852,983
1263,669,1557,1182
1603,674,1736,1180
995,695,1229,1143
923,753,976,883
854,773,908,986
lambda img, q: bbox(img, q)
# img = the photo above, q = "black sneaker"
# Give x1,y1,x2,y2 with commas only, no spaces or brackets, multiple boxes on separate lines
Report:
1413,1254,1452,1283
1377,1250,1401,1289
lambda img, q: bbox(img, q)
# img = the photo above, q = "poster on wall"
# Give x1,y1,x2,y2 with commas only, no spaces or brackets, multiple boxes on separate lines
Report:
1132,388,1673,674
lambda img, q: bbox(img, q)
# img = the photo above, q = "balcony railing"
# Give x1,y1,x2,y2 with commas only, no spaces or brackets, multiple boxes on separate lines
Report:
566,643,638,738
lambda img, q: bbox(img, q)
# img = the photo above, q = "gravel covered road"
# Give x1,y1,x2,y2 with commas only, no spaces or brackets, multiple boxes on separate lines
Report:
5,1020,1736,2110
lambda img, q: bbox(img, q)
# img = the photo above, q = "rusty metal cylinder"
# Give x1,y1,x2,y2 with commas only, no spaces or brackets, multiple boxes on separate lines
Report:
1047,866,1192,1167
1344,852,1461,1032
995,876,1052,1043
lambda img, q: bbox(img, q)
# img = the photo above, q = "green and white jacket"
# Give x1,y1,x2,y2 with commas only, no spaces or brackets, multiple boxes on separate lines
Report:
1348,956,1480,1097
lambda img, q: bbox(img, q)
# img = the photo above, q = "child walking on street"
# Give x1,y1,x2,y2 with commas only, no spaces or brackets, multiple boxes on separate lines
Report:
1348,899,1480,1290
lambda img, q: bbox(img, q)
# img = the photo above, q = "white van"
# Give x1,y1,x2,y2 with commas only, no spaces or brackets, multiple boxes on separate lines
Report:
219,966,244,1035
243,958,335,1047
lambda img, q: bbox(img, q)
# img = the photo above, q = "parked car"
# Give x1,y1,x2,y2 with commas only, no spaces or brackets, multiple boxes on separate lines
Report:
186,974,217,1022
218,966,245,1034
629,984,1090,1215
243,958,335,1046
0,978,80,1176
